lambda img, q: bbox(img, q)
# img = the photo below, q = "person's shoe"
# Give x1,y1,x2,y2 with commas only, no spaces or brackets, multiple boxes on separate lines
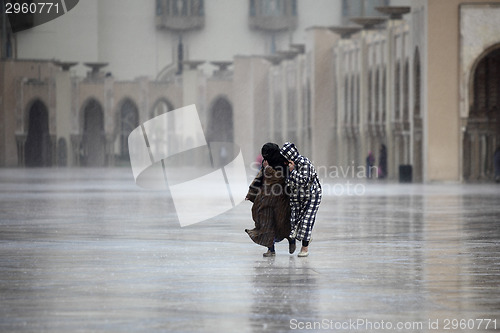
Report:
298,250,309,257
298,246,309,257
288,240,296,254
263,250,276,257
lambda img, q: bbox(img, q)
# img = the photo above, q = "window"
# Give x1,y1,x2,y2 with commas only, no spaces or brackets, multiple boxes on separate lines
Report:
248,0,297,31
403,60,409,122
394,61,401,121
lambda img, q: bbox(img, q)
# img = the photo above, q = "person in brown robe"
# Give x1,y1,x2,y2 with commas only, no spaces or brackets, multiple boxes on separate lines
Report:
245,143,295,257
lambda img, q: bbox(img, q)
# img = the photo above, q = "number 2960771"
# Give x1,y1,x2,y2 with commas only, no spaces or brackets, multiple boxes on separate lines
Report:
5,2,60,15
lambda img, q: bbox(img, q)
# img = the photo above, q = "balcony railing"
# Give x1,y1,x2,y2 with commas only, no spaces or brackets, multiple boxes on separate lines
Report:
156,0,204,31
249,0,297,32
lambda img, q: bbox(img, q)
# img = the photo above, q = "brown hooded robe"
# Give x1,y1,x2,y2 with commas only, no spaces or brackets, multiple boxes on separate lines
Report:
245,165,291,248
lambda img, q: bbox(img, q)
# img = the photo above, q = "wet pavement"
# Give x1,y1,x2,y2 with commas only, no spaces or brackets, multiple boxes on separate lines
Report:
0,168,499,332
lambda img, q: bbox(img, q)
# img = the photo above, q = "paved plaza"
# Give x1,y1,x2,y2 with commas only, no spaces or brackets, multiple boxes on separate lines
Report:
0,168,499,332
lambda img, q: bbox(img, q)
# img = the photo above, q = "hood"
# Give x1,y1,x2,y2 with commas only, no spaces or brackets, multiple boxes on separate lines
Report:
262,142,288,171
261,142,280,161
280,142,300,162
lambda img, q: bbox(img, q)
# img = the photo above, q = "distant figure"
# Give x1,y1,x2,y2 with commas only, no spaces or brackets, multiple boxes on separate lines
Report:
378,144,387,179
495,147,500,183
366,151,375,179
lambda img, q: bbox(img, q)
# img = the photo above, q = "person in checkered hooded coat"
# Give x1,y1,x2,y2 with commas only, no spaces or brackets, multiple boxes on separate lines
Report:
280,142,322,257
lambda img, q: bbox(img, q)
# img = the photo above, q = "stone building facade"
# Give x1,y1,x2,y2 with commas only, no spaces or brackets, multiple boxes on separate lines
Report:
247,0,500,182
1,0,500,183
296,0,500,182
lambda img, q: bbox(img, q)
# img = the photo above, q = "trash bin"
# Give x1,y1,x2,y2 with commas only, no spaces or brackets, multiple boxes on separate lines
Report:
399,165,412,183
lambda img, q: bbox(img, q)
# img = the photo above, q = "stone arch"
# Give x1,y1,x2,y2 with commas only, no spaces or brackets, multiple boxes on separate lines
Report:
413,48,422,117
355,74,360,127
208,96,233,163
344,76,349,125
382,65,387,123
392,60,404,177
463,44,500,181
151,98,175,118
413,47,423,182
57,137,67,167
81,98,105,167
375,66,380,124
403,59,410,123
150,98,177,155
394,60,401,121
350,74,355,125
208,96,233,142
368,69,373,123
25,99,52,167
115,98,139,163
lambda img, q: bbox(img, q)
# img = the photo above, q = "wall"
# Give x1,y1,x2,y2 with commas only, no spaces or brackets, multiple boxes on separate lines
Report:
15,0,341,81
308,27,338,168
15,0,99,77
425,0,500,181
426,0,461,181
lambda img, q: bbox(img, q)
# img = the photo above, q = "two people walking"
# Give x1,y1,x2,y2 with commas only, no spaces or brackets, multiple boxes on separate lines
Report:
245,142,322,257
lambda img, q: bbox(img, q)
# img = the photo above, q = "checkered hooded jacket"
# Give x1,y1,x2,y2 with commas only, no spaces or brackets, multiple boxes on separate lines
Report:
280,142,322,241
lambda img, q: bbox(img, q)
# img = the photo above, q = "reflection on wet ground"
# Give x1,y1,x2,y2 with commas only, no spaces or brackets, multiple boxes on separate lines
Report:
0,168,499,332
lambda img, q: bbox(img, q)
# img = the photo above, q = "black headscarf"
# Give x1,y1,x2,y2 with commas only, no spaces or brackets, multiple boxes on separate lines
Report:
262,142,288,174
